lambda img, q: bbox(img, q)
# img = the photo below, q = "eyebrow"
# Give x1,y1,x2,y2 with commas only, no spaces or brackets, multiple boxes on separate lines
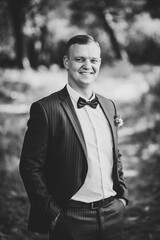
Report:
74,56,101,60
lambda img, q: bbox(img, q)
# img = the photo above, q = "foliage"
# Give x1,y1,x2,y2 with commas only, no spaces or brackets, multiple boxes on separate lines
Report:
0,0,16,66
1,0,160,68
126,13,160,64
145,0,160,18
69,0,126,60
142,67,160,145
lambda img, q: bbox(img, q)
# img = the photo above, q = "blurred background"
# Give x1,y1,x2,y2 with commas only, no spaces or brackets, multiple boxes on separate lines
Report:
0,0,160,239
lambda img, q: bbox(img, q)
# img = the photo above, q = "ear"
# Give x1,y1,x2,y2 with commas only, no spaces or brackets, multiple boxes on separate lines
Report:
63,55,69,70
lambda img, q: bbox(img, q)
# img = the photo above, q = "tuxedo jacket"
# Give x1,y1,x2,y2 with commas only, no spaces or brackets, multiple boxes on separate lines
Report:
19,85,128,234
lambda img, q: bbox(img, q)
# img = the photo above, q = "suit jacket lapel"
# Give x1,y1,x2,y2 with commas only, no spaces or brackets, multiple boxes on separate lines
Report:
59,86,88,160
97,95,117,147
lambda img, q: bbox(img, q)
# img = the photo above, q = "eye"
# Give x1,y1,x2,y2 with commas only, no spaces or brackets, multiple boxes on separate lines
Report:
91,59,99,64
75,57,84,63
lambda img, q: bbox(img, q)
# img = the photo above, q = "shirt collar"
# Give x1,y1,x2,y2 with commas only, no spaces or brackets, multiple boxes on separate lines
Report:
67,84,95,104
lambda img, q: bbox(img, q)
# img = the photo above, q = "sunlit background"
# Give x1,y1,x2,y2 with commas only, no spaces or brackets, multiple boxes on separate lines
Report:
0,0,160,239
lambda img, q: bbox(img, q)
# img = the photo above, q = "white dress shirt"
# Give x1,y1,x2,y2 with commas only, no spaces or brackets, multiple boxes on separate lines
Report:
67,84,116,203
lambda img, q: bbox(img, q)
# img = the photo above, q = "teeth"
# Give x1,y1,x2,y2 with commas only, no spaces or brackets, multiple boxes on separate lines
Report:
80,72,92,74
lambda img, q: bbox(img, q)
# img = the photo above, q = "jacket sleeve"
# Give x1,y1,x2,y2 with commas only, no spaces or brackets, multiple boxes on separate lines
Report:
116,148,129,204
109,99,129,204
19,102,61,224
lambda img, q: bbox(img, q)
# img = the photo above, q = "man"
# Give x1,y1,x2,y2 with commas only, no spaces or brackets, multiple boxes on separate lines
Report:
20,34,128,240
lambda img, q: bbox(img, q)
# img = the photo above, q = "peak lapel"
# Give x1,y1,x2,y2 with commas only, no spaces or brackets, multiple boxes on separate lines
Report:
59,86,88,160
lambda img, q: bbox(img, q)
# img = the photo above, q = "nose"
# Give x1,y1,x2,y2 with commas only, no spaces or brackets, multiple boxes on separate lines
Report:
83,59,92,69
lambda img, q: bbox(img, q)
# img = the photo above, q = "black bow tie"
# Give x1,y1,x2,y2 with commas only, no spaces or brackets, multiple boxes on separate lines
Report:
77,97,99,109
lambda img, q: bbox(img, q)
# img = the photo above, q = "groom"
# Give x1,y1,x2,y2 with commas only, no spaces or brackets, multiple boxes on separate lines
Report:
20,34,128,240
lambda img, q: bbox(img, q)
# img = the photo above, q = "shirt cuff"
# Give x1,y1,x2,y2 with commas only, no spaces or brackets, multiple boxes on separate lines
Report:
119,198,127,206
49,213,60,231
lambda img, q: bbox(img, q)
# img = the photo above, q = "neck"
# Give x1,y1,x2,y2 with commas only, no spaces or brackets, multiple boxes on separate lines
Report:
69,83,93,99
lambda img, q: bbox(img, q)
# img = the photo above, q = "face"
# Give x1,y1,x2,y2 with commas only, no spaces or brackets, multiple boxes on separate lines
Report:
63,42,101,91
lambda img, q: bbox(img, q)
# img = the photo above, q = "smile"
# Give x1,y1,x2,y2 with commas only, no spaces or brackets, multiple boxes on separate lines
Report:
79,72,94,75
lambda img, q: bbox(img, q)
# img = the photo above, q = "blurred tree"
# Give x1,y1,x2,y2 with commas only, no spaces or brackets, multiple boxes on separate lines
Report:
69,0,125,60
7,0,29,68
0,0,15,67
23,0,49,69
6,0,60,69
145,0,160,18
126,13,160,64
19,0,66,69
3,0,160,68
114,0,160,64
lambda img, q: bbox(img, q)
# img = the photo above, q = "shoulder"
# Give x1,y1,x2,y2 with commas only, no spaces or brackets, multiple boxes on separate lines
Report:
33,87,65,108
29,87,65,118
37,90,60,106
96,93,117,114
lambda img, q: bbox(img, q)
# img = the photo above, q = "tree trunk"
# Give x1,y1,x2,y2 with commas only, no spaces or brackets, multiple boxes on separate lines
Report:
8,0,25,68
96,4,123,60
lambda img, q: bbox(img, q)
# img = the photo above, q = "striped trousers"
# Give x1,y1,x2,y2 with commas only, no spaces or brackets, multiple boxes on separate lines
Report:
49,198,125,240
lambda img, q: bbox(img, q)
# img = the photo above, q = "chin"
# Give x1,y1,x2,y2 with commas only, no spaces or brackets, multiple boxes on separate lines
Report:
80,78,94,85
80,75,95,82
